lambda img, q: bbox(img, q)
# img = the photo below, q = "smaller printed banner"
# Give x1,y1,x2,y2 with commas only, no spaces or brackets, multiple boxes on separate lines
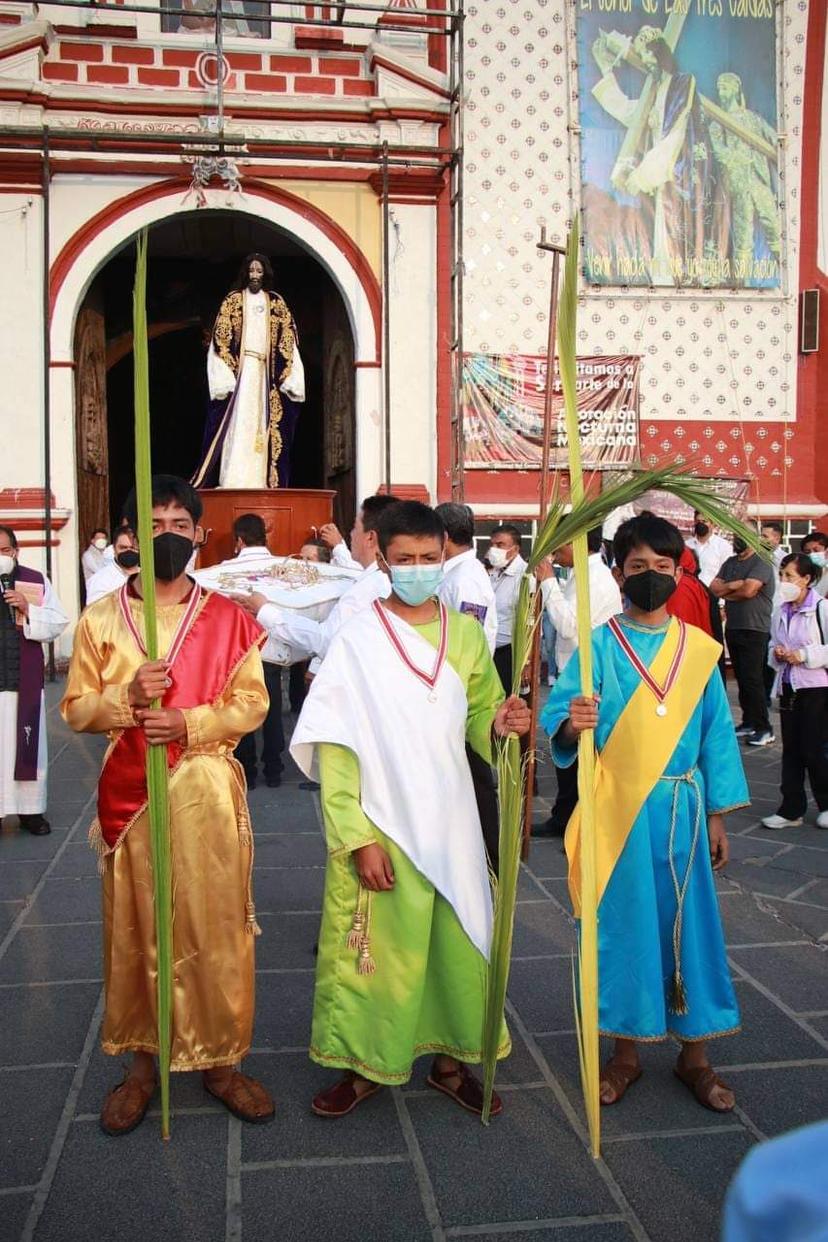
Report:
462,353,641,469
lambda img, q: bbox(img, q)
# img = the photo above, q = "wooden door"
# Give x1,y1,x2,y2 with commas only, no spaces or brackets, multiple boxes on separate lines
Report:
323,290,356,532
74,299,110,586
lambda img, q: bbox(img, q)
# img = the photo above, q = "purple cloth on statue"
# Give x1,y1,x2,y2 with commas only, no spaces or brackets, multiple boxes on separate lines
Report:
276,395,301,488
193,397,231,489
13,565,45,782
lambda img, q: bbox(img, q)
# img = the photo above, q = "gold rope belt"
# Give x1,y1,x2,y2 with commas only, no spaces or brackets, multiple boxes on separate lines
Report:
658,767,702,1017
243,349,267,361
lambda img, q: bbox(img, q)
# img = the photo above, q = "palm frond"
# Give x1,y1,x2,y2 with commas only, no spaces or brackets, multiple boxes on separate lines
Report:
133,231,173,1141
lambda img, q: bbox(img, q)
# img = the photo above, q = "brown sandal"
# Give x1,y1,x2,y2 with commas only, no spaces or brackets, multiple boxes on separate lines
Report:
674,1061,735,1113
311,1071,382,1118
600,1058,642,1106
100,1075,156,1137
204,1070,275,1124
426,1061,502,1117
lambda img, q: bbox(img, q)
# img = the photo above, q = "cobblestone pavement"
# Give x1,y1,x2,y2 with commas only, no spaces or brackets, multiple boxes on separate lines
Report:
1,683,826,1242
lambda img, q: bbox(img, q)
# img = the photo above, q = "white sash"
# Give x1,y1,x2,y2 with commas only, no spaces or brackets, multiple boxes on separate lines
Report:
290,606,493,959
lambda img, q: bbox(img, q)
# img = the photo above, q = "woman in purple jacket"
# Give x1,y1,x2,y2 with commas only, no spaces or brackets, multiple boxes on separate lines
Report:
762,553,828,830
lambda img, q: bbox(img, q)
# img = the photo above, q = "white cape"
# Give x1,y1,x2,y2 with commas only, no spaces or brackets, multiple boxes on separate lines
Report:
290,605,493,960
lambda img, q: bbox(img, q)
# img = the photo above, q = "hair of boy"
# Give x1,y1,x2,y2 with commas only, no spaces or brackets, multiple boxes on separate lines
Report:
122,474,203,531
233,513,268,548
491,523,522,548
301,539,332,563
90,527,108,542
761,521,783,537
434,502,475,548
613,513,684,571
586,526,604,555
360,494,401,534
683,544,701,575
112,526,136,547
376,500,445,557
803,531,828,550
781,552,820,584
0,524,18,549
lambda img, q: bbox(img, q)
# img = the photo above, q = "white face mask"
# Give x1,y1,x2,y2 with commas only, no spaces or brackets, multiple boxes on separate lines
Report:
0,554,15,577
93,537,107,551
779,581,802,604
488,546,509,570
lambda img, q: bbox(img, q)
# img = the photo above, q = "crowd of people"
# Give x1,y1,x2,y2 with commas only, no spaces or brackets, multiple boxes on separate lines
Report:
3,486,827,1145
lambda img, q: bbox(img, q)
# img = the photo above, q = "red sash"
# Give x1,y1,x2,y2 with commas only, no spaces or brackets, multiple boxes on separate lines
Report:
97,587,265,850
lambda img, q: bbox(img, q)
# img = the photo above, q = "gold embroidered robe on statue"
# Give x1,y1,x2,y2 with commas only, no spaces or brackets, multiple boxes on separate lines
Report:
60,591,268,1070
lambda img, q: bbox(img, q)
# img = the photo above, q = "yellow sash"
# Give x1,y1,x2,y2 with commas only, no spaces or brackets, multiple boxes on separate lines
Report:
565,618,721,916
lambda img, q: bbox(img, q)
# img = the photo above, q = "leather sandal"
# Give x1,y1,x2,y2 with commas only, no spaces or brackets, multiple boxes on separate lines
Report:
674,1061,735,1113
426,1061,502,1117
204,1070,275,1124
311,1071,382,1118
100,1075,156,1136
599,1058,642,1106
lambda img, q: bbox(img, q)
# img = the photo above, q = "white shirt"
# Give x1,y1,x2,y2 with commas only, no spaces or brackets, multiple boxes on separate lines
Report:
331,542,362,572
489,555,528,648
540,553,623,671
686,533,733,587
438,548,498,654
85,561,130,606
81,545,107,582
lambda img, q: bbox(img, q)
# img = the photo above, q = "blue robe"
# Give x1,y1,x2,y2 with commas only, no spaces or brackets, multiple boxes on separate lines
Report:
541,615,749,1042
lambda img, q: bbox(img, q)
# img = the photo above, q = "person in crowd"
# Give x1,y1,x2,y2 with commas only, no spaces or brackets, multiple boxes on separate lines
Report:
723,1120,828,1242
228,513,286,790
542,514,748,1113
667,545,726,679
435,502,497,654
317,521,362,571
801,530,828,597
487,524,528,692
289,540,332,714
534,527,622,837
85,527,140,606
760,520,786,570
710,536,776,747
687,511,732,587
760,553,828,831
0,525,68,836
61,477,274,1135
299,539,332,564
81,527,110,582
291,501,530,1118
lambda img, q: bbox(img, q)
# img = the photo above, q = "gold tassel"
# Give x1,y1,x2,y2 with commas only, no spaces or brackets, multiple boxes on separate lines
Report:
88,818,107,875
355,889,376,975
245,900,262,937
671,970,688,1017
346,907,366,951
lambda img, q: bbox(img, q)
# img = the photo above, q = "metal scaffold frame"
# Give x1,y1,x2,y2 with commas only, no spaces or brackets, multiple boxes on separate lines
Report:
447,0,465,502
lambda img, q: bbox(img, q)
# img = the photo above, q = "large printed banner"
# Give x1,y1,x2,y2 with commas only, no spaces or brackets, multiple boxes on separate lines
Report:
576,1,780,289
462,353,640,469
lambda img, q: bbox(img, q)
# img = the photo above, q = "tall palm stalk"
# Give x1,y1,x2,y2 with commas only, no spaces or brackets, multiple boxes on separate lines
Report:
480,222,762,1144
133,231,174,1140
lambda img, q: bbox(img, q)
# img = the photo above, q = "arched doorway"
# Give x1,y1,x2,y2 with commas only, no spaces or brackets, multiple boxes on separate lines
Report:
73,209,356,550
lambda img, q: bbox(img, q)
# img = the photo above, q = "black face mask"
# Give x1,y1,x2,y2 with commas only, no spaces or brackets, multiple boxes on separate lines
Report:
623,570,677,612
115,549,139,571
153,532,193,582
694,522,709,539
732,537,748,555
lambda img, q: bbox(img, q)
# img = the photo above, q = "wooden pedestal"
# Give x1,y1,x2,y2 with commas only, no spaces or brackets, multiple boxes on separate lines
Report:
197,488,337,568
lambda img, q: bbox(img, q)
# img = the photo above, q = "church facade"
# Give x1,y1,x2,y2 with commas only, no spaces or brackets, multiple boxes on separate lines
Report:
0,0,826,641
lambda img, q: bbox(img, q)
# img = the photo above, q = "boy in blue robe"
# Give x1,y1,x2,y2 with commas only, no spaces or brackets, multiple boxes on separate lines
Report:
541,514,749,1112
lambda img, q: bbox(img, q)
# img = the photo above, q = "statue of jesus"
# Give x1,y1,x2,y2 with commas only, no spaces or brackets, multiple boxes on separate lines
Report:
192,253,305,489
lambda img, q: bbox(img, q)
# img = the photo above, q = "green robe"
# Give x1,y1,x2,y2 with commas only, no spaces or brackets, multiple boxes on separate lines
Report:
310,611,510,1085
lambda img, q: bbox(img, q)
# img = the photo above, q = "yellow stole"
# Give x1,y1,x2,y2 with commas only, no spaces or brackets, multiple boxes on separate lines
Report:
565,618,721,917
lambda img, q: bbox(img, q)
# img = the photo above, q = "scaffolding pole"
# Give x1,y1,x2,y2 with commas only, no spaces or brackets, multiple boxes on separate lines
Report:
448,0,465,501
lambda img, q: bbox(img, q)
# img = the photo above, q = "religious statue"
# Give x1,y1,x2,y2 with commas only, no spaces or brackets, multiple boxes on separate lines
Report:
192,253,305,490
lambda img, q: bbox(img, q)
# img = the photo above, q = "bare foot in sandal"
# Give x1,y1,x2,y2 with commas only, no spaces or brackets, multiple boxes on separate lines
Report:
675,1044,735,1112
600,1039,642,1105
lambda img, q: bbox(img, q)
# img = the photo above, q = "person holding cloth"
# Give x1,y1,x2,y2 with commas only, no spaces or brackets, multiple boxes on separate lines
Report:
761,553,828,831
711,536,775,747
542,514,748,1113
487,524,527,692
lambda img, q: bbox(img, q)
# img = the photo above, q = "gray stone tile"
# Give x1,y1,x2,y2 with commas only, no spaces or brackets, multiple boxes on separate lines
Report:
602,1133,754,1242
35,1113,228,1242
524,838,570,880
760,846,828,879
726,835,790,864
511,897,575,959
761,898,828,943
249,789,321,835
0,982,100,1066
507,957,572,1033
241,1162,430,1242
48,842,102,879
729,1065,828,1137
0,825,66,861
0,861,47,902
810,1016,828,1040
23,878,101,926
252,972,314,1049
255,912,321,971
0,1190,33,1242
0,923,102,984
253,866,324,914
452,1228,634,1242
253,834,326,867
0,900,24,936
535,1034,739,1139
0,1065,74,1188
406,1088,615,1227
729,944,828,1013
723,861,805,899
720,891,811,945
713,980,828,1065
241,1050,405,1163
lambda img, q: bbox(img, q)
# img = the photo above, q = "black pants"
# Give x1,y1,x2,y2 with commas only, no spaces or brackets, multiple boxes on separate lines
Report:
289,661,308,713
778,686,828,819
235,662,284,780
466,744,499,874
727,629,771,733
550,759,579,832
494,644,512,695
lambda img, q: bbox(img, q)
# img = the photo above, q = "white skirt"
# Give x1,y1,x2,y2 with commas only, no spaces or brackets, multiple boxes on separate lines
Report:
0,690,47,815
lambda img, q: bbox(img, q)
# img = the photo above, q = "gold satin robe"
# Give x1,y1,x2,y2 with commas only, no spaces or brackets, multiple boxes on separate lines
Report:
61,591,268,1070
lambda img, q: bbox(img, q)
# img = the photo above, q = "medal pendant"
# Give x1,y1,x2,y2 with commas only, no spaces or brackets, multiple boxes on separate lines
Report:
427,690,438,703
656,704,667,717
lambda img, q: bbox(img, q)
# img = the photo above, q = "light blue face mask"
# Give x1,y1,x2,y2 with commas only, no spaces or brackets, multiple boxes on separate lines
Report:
808,551,826,569
388,562,444,606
